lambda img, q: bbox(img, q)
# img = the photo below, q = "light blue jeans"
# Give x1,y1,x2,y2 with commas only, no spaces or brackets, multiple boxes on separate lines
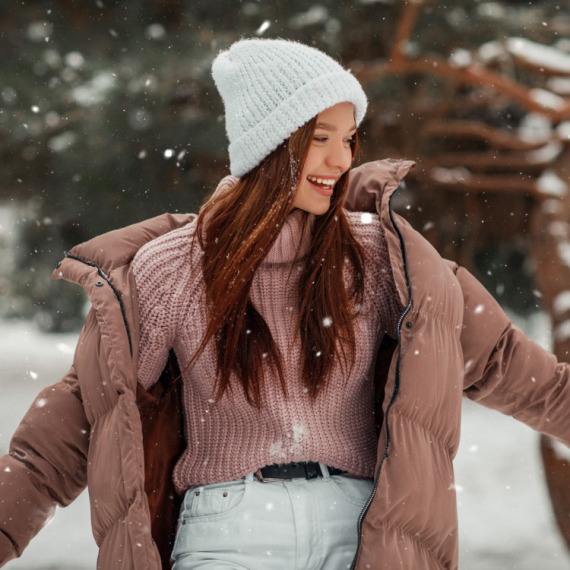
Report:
171,463,374,570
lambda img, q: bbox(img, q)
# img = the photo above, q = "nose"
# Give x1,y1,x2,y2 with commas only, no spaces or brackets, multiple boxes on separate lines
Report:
325,138,352,173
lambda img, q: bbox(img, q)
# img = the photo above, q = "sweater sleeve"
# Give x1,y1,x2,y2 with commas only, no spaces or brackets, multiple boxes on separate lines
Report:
132,224,195,390
347,212,405,339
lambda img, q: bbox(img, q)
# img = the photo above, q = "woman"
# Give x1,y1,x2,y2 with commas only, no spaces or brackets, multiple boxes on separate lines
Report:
135,39,392,569
2,38,570,570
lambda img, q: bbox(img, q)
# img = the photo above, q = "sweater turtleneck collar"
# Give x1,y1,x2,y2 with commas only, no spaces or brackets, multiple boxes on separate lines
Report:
262,208,315,266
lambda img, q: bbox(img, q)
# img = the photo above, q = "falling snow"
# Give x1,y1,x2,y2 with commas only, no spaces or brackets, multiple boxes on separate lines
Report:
256,21,271,35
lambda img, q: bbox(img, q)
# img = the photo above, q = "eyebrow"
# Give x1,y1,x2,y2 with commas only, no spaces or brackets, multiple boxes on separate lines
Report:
315,122,357,133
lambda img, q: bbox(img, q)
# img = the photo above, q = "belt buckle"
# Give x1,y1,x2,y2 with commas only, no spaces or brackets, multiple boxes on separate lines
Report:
304,462,319,480
255,468,292,483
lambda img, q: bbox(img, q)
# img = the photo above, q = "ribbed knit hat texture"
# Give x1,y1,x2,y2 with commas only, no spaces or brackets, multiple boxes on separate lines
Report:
211,38,368,177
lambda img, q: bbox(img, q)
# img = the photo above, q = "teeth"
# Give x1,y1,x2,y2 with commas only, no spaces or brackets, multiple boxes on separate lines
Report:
308,176,335,186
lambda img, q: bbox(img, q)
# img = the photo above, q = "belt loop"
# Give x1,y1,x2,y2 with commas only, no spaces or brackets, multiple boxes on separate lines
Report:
246,472,254,483
319,462,331,480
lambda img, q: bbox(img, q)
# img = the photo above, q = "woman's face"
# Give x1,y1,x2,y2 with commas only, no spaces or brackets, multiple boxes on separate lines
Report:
291,102,356,216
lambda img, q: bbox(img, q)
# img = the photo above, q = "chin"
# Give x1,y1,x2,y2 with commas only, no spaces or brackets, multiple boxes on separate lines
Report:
312,204,331,216
297,203,329,216
304,196,332,216
292,189,332,215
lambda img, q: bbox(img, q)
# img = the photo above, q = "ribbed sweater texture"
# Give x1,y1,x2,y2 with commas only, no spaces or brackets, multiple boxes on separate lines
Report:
132,196,403,493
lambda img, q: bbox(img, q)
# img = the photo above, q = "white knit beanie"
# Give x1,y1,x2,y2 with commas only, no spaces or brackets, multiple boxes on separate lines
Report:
211,38,368,178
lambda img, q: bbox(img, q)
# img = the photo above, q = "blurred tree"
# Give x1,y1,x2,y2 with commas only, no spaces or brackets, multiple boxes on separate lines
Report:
1,0,569,329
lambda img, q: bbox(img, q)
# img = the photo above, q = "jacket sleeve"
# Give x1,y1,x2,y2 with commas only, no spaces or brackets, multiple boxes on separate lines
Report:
0,364,90,565
452,261,570,446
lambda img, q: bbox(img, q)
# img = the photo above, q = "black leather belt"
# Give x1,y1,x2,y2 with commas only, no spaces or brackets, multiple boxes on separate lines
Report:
255,461,347,482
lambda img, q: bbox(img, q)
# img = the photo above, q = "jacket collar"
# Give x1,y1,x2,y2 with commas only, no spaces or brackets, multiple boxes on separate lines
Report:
346,158,417,309
53,212,195,287
345,158,416,215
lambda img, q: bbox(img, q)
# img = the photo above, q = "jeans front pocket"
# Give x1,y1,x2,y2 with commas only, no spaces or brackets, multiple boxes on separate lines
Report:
181,477,249,522
172,477,252,563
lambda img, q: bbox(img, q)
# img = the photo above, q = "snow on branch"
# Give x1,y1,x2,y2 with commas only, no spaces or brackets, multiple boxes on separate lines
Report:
480,37,570,76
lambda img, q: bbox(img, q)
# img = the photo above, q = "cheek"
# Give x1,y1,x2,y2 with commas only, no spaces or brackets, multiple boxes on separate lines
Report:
297,179,318,206
298,178,310,199
302,147,321,172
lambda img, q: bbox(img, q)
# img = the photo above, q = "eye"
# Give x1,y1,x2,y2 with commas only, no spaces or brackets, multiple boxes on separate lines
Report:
313,136,355,143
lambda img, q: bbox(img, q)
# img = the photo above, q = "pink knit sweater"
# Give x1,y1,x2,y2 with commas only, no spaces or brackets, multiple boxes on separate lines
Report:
132,193,403,493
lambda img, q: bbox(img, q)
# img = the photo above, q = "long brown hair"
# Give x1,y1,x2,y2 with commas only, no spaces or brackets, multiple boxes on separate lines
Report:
185,115,366,408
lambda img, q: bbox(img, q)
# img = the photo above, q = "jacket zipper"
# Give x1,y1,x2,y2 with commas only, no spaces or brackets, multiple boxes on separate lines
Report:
64,253,134,357
349,182,413,570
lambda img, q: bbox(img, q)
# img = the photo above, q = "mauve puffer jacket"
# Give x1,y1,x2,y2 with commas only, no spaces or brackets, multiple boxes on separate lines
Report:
2,159,570,569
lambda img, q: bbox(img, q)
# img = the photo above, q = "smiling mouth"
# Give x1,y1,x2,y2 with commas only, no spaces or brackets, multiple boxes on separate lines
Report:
307,177,334,197
307,175,336,190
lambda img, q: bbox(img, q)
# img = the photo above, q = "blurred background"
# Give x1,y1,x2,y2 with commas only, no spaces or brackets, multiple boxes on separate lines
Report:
3,0,570,567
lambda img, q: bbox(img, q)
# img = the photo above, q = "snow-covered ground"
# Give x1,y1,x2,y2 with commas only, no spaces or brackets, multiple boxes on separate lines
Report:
0,314,569,569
